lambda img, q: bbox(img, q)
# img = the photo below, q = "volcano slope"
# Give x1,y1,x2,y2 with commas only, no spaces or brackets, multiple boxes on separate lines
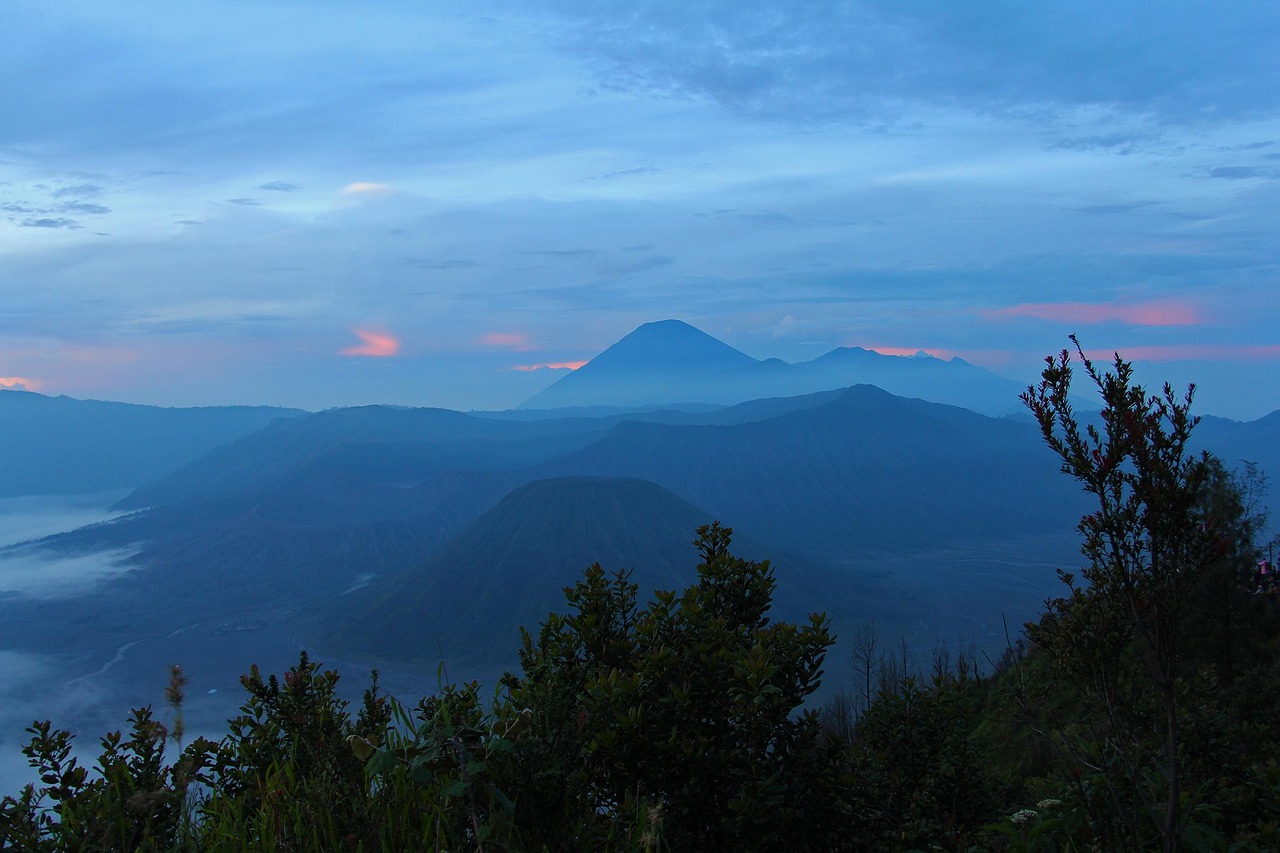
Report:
313,476,884,675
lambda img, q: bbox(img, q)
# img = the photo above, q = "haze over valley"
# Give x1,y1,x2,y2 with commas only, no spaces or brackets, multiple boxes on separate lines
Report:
2,320,1277,795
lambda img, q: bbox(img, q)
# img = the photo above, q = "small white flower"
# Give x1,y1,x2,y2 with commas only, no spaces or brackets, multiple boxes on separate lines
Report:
1010,808,1039,825
1037,798,1063,809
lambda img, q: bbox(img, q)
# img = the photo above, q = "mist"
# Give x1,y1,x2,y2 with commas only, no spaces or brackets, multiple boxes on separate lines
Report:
0,494,127,547
0,497,139,795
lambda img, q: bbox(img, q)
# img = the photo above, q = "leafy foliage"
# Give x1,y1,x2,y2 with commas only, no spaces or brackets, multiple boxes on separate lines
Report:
0,708,207,851
499,522,844,851
1017,339,1270,852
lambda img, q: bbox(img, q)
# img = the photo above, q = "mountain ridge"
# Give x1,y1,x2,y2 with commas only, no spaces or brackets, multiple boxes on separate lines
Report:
0,390,305,498
520,320,1033,415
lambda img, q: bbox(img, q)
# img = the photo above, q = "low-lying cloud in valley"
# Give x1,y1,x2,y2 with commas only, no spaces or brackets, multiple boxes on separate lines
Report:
0,546,139,600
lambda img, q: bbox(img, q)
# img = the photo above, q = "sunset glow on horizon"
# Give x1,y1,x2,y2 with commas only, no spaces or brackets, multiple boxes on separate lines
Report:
864,346,953,360
1082,344,1280,363
509,361,588,372
988,300,1204,327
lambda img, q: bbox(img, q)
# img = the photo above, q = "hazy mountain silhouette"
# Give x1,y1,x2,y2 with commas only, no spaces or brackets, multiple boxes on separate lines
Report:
543,384,1088,557
0,390,303,497
1195,411,1280,522
117,389,853,513
46,466,521,611
520,320,1032,415
116,405,613,511
314,476,870,671
41,388,896,615
42,382,1280,600
29,378,1280,685
118,392,1081,648
519,320,758,410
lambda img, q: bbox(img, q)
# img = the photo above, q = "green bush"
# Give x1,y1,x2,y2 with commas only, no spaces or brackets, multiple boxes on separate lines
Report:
497,522,846,851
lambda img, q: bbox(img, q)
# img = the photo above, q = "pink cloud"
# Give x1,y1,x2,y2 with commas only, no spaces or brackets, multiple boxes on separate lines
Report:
341,182,392,196
479,332,535,351
340,329,400,357
509,361,588,372
1084,344,1280,363
987,300,1203,327
0,376,41,391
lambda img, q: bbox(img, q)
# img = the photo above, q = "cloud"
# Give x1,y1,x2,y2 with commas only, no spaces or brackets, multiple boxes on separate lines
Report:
21,217,80,229
1209,166,1270,180
595,165,660,180
479,332,536,351
699,208,793,227
508,361,587,371
988,300,1204,327
0,4,1275,419
596,255,674,276
0,545,139,599
57,201,110,215
226,197,263,206
525,249,596,260
0,495,127,546
1085,344,1280,362
0,377,41,391
519,248,673,278
403,258,479,270
52,183,102,198
341,182,392,196
340,329,400,357
3,197,109,224
129,299,302,335
1074,202,1158,216
1043,124,1165,153
535,0,1280,126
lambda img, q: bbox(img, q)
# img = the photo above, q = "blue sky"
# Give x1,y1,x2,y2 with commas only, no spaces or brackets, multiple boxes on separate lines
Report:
2,0,1278,418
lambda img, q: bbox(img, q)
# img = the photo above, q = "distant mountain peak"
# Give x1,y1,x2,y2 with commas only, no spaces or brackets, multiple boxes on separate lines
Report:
518,319,1029,415
592,320,757,371
518,320,757,410
812,346,942,364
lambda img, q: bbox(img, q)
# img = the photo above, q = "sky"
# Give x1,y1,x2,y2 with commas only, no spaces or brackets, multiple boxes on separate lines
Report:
2,0,1278,419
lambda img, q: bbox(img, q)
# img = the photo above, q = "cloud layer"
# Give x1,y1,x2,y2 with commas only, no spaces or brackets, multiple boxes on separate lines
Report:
1,1,1277,418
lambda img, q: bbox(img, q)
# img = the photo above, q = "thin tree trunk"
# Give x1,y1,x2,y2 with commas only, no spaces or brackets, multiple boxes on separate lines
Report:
1163,682,1179,853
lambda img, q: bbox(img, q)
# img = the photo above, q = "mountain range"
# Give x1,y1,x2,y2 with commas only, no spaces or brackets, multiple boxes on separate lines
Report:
0,390,303,498
4,320,1278,684
519,319,1037,416
3,382,1103,680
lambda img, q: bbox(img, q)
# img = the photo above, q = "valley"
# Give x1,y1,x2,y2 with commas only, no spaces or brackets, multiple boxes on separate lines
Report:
1,321,1276,803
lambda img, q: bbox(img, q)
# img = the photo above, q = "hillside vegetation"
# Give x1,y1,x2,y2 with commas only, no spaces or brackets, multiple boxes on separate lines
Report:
4,348,1280,851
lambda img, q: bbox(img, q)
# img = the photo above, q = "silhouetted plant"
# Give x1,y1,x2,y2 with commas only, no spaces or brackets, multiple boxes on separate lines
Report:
0,708,210,851
500,522,845,852
1018,338,1277,851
